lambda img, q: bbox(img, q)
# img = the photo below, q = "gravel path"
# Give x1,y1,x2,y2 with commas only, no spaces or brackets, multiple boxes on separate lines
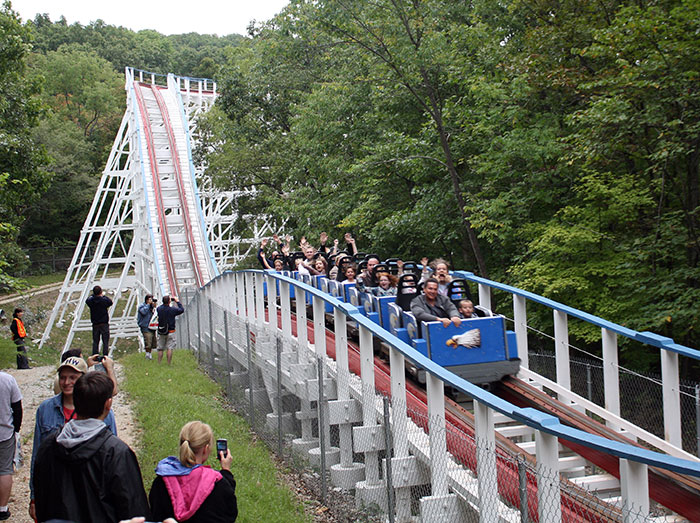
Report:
4,363,138,522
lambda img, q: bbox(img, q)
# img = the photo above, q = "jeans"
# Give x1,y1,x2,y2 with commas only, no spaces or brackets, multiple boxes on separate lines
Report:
92,323,110,355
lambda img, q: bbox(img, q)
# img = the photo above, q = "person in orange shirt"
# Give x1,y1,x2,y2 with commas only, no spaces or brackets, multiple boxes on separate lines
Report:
10,308,29,369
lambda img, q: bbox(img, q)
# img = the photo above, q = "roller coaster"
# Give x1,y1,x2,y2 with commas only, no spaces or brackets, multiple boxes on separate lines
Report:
41,68,700,522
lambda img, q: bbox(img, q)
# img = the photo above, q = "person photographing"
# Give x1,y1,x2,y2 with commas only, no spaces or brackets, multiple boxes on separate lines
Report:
149,421,238,522
157,295,184,365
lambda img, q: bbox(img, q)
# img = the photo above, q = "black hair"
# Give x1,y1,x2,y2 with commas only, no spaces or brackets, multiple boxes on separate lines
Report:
61,348,83,363
424,277,439,288
145,293,153,302
162,295,171,305
93,285,102,295
12,308,23,318
74,372,113,419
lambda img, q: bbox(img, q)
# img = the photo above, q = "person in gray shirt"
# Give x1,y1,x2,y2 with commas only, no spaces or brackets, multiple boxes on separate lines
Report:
0,372,22,520
411,278,462,328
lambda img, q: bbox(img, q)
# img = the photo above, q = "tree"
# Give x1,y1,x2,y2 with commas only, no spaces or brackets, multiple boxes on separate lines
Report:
0,1,49,287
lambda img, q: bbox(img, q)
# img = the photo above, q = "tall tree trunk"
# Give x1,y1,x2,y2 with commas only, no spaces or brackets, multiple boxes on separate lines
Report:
424,82,489,278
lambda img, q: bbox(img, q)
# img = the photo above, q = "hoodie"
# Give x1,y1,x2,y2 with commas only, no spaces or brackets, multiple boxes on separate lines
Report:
33,419,150,523
150,456,237,522
155,456,222,521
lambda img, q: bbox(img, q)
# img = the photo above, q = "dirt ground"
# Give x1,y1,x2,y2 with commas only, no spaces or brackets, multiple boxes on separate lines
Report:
4,362,138,523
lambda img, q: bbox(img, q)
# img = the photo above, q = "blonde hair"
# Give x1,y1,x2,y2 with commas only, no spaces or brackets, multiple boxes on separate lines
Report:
179,421,214,467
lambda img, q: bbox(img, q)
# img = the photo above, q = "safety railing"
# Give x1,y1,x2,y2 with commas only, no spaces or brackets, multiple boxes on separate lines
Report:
454,270,700,458
178,270,700,522
125,67,216,95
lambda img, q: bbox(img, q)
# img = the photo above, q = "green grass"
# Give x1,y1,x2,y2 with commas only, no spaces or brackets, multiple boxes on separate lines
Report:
21,272,67,287
0,336,62,370
121,351,310,523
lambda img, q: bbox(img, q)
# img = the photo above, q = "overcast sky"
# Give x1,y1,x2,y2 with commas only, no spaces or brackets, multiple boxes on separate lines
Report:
12,0,290,36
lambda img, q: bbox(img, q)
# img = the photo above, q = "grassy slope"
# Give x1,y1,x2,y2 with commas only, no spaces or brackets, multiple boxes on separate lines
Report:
122,351,309,523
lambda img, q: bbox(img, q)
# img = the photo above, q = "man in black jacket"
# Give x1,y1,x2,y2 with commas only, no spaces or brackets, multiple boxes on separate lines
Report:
85,285,113,356
33,372,149,522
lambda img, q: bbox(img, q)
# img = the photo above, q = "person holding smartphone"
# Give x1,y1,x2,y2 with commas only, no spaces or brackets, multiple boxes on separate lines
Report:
149,421,237,522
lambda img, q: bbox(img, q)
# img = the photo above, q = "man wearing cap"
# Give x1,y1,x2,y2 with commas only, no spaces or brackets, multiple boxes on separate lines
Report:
33,372,149,522
28,356,117,521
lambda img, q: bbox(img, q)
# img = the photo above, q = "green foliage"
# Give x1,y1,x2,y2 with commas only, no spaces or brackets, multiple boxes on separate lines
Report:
121,352,309,523
198,0,700,372
0,2,50,289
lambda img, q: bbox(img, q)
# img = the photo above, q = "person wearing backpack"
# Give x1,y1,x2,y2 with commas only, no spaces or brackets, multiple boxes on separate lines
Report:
157,295,184,365
137,294,157,360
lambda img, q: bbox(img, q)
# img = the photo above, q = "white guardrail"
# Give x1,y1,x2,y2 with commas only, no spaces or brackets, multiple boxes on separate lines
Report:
178,269,700,522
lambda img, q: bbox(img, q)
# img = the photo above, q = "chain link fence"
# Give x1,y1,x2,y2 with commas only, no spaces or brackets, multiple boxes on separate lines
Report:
177,289,665,521
529,350,700,456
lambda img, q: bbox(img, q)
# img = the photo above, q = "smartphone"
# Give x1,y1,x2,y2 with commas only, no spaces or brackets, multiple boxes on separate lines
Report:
216,438,228,459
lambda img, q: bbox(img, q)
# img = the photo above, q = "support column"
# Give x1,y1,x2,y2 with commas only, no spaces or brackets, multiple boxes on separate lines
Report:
536,431,561,523
513,295,528,369
602,327,621,431
308,295,339,468
420,373,464,522
475,400,497,519
620,459,649,522
354,325,387,510
330,310,365,489
553,310,571,393
660,349,682,447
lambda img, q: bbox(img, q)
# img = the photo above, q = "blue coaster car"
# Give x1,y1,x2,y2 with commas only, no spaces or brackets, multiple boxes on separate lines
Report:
421,317,520,385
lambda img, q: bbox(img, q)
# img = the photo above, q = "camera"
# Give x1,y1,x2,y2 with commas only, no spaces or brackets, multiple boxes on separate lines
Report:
216,438,227,459
95,355,104,363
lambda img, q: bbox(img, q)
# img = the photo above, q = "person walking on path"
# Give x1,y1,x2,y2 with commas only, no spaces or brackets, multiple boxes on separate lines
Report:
10,308,30,369
33,372,149,522
137,294,157,360
157,295,184,365
85,285,113,356
0,371,22,521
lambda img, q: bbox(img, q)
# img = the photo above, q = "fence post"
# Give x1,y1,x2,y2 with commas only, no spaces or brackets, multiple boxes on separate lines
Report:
185,292,192,353
586,363,593,402
696,384,700,457
518,456,528,523
247,322,255,432
209,299,215,373
317,357,327,504
383,396,395,523
196,295,202,362
224,309,231,399
277,335,283,457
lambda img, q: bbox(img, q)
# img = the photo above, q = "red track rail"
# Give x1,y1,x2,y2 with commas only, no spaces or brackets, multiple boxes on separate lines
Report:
149,85,204,288
275,308,618,522
495,377,700,522
133,82,178,295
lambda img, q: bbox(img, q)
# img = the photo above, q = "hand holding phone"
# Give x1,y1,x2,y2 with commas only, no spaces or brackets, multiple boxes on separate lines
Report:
216,439,227,460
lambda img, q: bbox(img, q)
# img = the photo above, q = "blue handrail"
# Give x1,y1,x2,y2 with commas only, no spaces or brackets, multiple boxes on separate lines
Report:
454,270,700,361
213,269,700,477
